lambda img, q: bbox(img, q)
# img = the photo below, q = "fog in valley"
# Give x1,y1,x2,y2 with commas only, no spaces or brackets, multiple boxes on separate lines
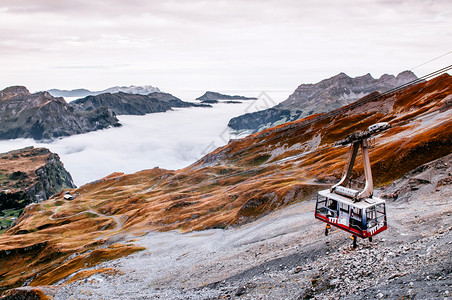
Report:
0,92,287,186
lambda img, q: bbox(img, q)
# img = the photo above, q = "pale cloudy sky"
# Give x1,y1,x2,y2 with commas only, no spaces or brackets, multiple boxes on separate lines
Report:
0,0,451,94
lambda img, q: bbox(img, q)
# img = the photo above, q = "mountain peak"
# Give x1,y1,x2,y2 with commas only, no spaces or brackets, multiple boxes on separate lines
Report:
356,73,374,80
230,70,419,132
332,72,350,79
0,86,30,100
379,73,395,81
396,70,417,82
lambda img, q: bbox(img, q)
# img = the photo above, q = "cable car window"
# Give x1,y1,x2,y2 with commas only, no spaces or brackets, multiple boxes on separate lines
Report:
366,206,376,220
348,205,361,231
350,206,361,220
340,203,349,213
350,218,362,230
326,199,337,218
316,195,328,216
317,195,327,206
375,203,386,221
328,199,337,210
376,203,386,215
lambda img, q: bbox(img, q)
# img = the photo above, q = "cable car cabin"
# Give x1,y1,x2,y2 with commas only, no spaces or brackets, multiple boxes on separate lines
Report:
315,189,387,238
314,127,391,243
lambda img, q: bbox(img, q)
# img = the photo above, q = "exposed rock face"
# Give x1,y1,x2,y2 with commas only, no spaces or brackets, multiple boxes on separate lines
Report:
196,91,257,101
47,85,161,98
0,147,76,211
70,92,172,115
71,92,210,115
0,86,31,101
0,86,120,140
228,71,418,132
380,152,452,201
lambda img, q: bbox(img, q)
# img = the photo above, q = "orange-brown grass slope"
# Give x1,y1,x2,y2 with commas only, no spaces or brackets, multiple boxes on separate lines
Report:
0,147,50,193
0,74,451,293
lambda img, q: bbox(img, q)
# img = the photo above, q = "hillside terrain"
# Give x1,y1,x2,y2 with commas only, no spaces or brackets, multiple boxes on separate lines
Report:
50,154,452,299
0,86,120,140
0,147,75,233
228,71,417,133
0,74,451,298
70,92,210,115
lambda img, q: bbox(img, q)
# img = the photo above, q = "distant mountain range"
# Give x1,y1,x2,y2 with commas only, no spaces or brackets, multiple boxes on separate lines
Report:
0,85,213,140
47,85,161,98
70,92,211,116
0,86,120,140
228,71,418,132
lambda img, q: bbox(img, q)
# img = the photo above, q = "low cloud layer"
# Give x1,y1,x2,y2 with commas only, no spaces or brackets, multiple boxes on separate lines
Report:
0,94,287,186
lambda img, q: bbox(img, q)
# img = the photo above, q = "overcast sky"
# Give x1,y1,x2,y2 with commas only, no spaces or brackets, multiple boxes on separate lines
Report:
0,0,451,95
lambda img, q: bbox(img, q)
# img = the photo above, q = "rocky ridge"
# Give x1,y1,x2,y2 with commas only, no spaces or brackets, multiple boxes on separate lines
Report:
228,71,417,132
70,92,171,115
0,86,120,140
70,91,210,115
0,147,76,211
0,86,31,101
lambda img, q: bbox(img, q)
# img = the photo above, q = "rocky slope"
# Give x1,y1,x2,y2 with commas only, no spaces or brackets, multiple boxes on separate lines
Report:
71,92,210,116
48,85,161,98
0,74,450,298
3,154,451,299
196,91,257,102
0,86,31,100
0,86,120,140
0,147,75,211
50,154,452,299
70,92,171,115
228,71,417,132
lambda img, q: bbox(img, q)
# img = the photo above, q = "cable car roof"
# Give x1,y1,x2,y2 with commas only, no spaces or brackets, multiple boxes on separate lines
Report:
318,189,385,209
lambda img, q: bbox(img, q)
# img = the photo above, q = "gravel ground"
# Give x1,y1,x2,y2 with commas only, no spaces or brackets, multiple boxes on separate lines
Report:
54,155,452,299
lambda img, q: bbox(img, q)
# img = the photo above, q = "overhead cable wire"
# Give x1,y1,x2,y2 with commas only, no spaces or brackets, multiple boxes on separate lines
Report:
410,50,452,70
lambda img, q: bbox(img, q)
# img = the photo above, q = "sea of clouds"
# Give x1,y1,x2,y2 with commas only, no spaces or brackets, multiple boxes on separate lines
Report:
0,91,287,186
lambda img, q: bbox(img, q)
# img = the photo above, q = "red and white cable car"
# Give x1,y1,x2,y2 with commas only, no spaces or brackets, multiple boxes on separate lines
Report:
315,124,389,247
